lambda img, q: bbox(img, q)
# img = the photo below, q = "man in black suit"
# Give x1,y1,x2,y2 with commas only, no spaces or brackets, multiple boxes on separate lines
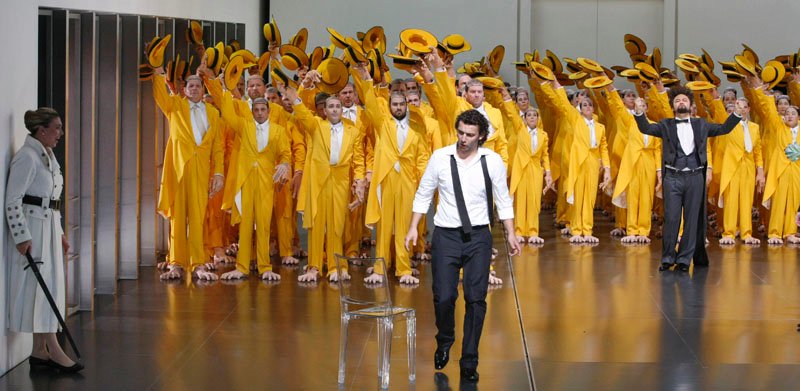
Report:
633,87,743,271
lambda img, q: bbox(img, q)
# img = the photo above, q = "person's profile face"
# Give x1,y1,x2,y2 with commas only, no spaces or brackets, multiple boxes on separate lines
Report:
39,117,64,149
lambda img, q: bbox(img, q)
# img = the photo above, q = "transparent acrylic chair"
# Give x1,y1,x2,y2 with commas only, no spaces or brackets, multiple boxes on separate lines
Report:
334,254,416,389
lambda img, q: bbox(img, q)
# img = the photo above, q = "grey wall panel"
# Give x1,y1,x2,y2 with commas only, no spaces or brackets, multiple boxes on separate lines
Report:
62,10,81,312
226,23,236,46
94,14,119,295
118,15,139,280
202,22,213,48
155,18,173,257
139,17,157,266
214,21,226,44
173,18,190,65
236,23,245,50
79,12,95,310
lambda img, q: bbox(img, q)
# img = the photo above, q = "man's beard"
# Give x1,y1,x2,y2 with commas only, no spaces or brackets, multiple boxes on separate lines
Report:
675,106,691,115
392,111,407,121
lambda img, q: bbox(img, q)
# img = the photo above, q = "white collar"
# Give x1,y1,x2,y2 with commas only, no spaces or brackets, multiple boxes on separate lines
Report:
330,120,344,131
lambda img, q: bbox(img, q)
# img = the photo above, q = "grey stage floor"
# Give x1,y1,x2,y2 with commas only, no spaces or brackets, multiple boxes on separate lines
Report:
3,211,800,390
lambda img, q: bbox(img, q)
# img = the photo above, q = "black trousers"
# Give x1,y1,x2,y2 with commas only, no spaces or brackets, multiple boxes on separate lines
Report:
661,169,705,266
430,225,493,370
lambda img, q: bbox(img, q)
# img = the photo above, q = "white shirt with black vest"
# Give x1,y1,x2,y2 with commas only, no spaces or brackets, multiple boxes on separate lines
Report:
412,144,514,228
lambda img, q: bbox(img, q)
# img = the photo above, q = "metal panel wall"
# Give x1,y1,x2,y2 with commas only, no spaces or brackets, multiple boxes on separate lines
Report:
94,14,120,295
78,12,96,310
155,18,173,258
236,23,246,49
138,17,157,267
118,15,140,279
214,21,226,43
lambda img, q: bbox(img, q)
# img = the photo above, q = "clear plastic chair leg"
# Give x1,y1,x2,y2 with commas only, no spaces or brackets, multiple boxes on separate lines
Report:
338,314,349,384
407,312,416,383
380,318,394,389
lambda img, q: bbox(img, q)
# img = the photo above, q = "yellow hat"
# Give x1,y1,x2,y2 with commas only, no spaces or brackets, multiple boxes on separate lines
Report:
263,17,281,45
343,37,368,64
675,58,700,74
647,47,662,69
270,61,298,90
741,43,760,67
309,46,329,71
762,60,786,90
279,45,309,71
187,21,203,45
165,58,176,84
205,42,226,75
619,68,640,81
514,61,529,73
224,55,247,92
685,81,716,91
399,28,438,54
584,75,613,89
438,34,471,56
388,53,421,72
224,44,234,59
662,78,680,87
367,56,382,82
230,49,257,69
361,26,386,54
568,71,588,82
624,33,647,56
487,45,505,74
317,58,349,94
368,48,388,72
734,54,757,76
722,69,745,83
577,57,603,74
678,53,702,63
289,28,308,52
327,27,348,49
629,54,648,64
475,76,505,90
166,53,189,85
139,63,154,81
147,34,172,68
529,61,555,81
563,58,581,74
229,39,241,52
698,63,720,86
256,51,271,77
556,73,574,86
602,66,616,80
634,62,658,82
701,48,714,71
543,50,563,74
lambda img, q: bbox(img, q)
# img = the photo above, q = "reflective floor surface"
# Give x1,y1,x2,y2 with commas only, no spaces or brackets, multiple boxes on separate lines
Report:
2,213,800,390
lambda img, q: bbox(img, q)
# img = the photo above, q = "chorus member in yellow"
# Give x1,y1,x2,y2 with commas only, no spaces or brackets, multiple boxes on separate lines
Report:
351,65,429,285
153,71,224,281
204,71,291,281
6,108,84,372
748,78,800,245
283,86,367,283
716,98,764,245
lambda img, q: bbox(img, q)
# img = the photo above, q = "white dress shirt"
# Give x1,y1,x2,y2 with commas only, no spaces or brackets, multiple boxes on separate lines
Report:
475,104,495,137
584,117,597,148
412,144,514,227
394,115,409,172
255,120,270,152
190,101,209,145
342,105,358,124
528,126,538,152
792,126,799,144
676,118,695,155
742,120,753,153
329,121,344,165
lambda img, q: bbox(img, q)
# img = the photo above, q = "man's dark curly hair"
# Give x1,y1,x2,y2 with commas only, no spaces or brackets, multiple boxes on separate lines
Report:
669,85,694,108
455,109,490,146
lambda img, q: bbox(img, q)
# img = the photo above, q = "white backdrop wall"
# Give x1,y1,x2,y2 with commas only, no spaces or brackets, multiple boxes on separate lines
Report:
1,0,261,376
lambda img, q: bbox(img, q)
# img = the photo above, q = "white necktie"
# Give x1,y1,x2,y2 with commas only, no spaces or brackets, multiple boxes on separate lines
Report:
586,119,596,148
477,106,495,136
529,127,538,152
256,122,269,152
742,121,752,153
343,106,357,123
330,123,342,165
394,119,409,172
191,103,207,145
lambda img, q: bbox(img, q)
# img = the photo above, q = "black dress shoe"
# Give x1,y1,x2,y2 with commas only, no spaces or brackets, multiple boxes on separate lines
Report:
28,356,49,367
658,262,673,271
48,360,84,373
460,368,479,382
676,264,690,272
434,348,450,370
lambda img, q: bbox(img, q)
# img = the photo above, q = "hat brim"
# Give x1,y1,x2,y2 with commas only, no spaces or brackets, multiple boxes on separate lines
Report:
399,29,438,54
584,76,613,89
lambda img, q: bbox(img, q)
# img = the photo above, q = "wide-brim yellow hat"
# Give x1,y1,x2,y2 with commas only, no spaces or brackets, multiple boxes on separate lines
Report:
362,26,386,54
279,44,309,71
634,62,659,82
270,61,298,90
167,53,189,84
790,52,800,69
327,27,348,49
734,54,757,76
678,53,701,63
529,61,555,81
165,58,176,84
514,62,529,73
368,48,388,72
399,28,438,54
139,63,154,81
230,49,257,69
568,71,588,82
629,54,648,64
647,47,662,70
309,46,333,71
224,55,247,92
263,18,281,45
584,75,613,89
229,39,241,52
564,58,581,74
367,56,382,82
147,34,172,68
701,48,714,71
741,43,760,67
388,53,421,72
475,76,505,90
290,28,308,52
488,45,505,74
343,37,368,64
675,58,700,74
256,51,271,77
188,21,203,45
577,57,603,74
685,81,716,92
317,58,348,94
762,60,786,90
205,42,227,75
438,34,471,56
543,50,563,74
624,33,647,56
698,63,720,86
620,68,640,82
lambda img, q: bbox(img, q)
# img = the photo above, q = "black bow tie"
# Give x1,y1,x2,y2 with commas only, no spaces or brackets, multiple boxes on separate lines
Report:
675,119,690,124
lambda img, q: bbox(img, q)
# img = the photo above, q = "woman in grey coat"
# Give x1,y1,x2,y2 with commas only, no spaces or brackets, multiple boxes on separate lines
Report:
5,107,82,372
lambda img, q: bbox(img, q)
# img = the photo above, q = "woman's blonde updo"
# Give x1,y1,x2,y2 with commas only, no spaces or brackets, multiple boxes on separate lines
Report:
24,107,60,134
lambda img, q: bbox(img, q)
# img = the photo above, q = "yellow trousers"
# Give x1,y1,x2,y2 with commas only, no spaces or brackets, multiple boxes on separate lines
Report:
721,162,755,239
768,164,800,239
570,158,600,236
514,165,544,237
344,200,365,257
626,160,656,236
556,179,570,225
168,160,210,272
374,171,414,277
236,172,275,274
307,178,347,275
273,184,294,257
615,206,626,230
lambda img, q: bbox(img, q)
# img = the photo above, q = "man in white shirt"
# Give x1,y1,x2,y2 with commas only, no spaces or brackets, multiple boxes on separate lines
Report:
404,110,520,383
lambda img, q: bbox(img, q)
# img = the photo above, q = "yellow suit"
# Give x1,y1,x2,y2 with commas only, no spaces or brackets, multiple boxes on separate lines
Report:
207,79,291,274
716,120,763,240
358,79,429,276
609,91,662,236
293,99,366,275
153,74,223,272
751,88,800,239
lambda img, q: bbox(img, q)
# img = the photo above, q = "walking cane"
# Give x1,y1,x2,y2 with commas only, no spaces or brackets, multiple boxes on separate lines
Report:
24,251,81,360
